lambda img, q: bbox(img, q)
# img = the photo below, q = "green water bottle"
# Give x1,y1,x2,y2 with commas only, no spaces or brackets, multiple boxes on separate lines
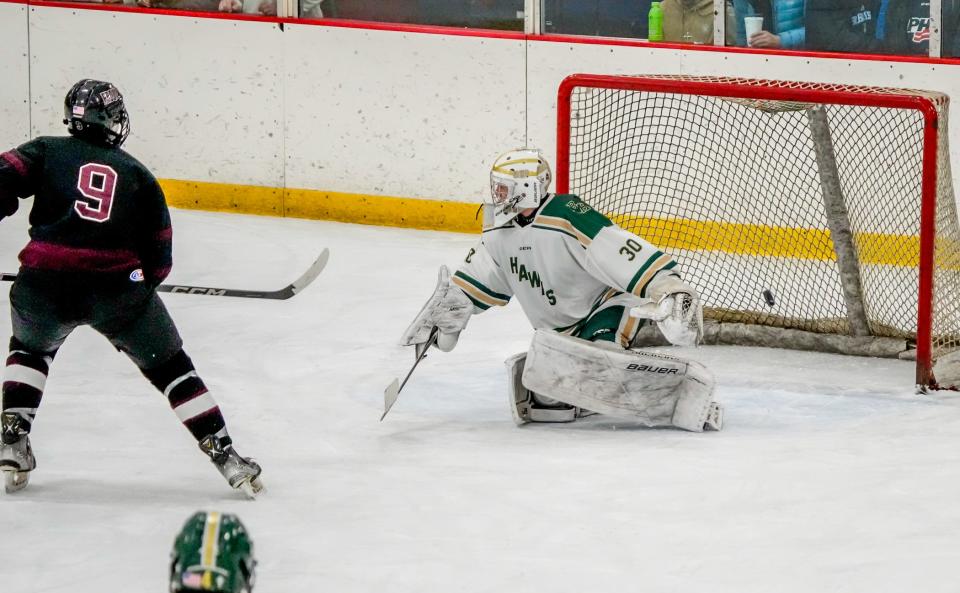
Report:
648,1,664,42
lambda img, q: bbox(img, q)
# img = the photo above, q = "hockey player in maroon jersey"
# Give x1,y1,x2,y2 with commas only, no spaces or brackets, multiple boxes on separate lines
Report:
0,79,262,497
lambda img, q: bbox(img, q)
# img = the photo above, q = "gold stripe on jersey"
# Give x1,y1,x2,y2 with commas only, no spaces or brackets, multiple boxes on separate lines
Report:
452,275,509,308
618,312,640,348
628,253,677,297
533,215,593,248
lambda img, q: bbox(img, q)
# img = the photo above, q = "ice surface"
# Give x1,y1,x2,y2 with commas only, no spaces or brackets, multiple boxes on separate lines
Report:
2,205,960,592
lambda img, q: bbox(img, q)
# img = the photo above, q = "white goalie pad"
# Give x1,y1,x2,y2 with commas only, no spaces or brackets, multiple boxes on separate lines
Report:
506,352,578,425
521,330,721,432
400,266,474,352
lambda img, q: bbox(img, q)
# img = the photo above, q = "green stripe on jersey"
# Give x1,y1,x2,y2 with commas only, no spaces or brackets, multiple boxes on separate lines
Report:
626,254,678,296
538,194,613,240
453,271,510,302
462,292,491,311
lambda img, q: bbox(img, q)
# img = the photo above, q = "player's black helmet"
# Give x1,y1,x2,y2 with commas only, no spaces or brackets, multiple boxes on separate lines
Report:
63,79,130,148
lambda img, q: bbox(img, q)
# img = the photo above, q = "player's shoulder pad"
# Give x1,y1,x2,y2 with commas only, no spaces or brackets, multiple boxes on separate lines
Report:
533,194,613,246
14,136,53,158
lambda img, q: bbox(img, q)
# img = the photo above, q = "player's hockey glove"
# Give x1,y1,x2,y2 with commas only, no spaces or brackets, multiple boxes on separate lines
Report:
0,191,18,221
400,265,473,352
629,273,704,347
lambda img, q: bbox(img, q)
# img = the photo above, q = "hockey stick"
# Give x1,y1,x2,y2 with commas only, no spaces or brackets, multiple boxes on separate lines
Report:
381,328,439,422
0,248,329,300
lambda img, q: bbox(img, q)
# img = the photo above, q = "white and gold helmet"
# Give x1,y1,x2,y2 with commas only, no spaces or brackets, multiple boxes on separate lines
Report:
486,148,552,227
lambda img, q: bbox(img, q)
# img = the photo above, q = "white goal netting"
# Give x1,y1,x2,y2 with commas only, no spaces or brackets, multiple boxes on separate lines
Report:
559,75,960,389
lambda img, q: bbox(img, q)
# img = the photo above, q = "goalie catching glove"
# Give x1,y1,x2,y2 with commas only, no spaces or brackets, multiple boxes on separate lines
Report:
629,274,704,347
400,266,474,352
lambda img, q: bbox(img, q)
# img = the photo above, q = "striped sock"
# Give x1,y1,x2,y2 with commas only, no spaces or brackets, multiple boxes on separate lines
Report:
142,350,229,444
2,338,54,434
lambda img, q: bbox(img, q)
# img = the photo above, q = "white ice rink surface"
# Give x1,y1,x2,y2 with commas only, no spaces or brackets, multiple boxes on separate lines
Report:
3,206,960,592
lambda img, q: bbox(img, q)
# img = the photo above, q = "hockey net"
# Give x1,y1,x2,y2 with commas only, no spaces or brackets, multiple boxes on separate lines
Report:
556,74,960,391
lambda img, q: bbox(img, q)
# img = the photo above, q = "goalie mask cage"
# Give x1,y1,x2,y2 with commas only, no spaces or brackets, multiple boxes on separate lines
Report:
556,74,960,391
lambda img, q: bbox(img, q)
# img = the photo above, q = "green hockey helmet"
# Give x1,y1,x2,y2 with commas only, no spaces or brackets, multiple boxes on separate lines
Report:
169,511,256,593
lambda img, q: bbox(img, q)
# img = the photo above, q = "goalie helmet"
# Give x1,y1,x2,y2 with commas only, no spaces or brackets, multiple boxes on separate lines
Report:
170,511,256,593
63,79,130,148
486,148,552,227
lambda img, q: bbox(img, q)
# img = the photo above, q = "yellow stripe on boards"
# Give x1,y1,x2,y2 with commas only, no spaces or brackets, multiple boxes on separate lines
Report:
159,179,482,234
160,179,283,216
610,214,925,268
158,178,934,269
284,188,482,233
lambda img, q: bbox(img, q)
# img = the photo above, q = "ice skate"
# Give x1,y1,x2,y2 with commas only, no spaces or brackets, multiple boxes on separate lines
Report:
1,412,36,493
199,434,263,499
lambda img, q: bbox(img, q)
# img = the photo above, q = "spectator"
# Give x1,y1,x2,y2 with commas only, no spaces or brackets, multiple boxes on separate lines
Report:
876,0,929,55
661,0,736,44
135,0,278,14
300,0,326,18
733,0,805,48
544,0,650,38
805,0,881,53
947,0,960,57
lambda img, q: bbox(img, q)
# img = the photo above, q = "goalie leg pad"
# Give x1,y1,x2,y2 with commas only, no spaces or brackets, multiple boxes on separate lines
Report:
506,352,577,425
670,360,720,432
521,330,720,431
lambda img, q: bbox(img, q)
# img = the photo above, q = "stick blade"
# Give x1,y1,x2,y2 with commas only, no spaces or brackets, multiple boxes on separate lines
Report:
291,248,330,295
381,378,400,422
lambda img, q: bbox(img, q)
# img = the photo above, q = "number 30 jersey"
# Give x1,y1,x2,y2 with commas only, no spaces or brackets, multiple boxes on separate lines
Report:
0,135,172,287
452,194,681,332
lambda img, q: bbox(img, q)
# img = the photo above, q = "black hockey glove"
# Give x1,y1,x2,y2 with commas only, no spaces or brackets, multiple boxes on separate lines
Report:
0,192,18,220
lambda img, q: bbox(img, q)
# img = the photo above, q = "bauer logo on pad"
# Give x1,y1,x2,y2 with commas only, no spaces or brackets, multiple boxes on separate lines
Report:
129,269,145,282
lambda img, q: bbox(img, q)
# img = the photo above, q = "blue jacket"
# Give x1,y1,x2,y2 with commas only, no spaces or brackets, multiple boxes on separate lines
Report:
734,0,805,48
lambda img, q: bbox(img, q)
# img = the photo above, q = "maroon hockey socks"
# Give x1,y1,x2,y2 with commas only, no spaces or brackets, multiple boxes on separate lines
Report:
141,349,230,444
2,338,53,435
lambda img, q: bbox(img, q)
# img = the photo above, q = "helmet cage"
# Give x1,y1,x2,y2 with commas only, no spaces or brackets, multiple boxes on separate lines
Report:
486,149,552,226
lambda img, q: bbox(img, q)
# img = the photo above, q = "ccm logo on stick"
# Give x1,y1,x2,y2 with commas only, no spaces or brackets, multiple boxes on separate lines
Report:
169,286,227,296
626,364,678,374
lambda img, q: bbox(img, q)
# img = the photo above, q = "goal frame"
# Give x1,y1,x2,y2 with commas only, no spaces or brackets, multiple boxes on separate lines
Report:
555,74,942,388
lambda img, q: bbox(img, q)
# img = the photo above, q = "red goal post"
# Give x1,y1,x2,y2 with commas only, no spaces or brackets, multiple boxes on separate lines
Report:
555,74,959,390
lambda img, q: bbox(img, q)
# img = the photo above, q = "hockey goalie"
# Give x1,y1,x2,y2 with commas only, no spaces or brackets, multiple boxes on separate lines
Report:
401,148,722,432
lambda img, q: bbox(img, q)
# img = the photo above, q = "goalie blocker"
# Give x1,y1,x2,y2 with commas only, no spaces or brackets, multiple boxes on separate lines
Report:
509,330,723,432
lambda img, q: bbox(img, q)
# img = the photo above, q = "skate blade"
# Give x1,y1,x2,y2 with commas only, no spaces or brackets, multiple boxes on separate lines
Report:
3,470,30,494
238,476,264,499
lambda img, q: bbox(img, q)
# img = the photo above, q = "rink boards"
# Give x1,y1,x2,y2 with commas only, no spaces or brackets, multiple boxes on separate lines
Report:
5,2,960,233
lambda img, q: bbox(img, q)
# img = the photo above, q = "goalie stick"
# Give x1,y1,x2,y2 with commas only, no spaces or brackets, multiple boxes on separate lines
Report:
381,328,439,421
0,248,329,300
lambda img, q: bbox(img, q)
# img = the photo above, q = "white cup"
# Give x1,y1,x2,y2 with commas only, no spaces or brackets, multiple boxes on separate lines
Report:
744,16,764,45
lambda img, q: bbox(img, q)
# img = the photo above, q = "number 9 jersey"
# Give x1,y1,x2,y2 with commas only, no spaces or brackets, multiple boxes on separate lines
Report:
452,194,682,346
0,135,172,288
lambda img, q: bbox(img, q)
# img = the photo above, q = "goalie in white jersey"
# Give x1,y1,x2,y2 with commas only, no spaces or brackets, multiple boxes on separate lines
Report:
402,149,722,432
